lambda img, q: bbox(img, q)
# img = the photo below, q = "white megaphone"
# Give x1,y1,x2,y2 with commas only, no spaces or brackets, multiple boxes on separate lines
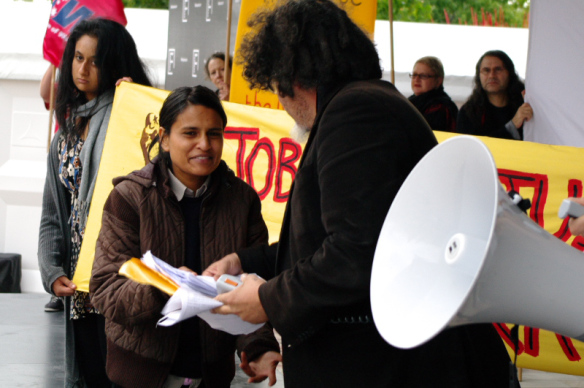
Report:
370,135,584,350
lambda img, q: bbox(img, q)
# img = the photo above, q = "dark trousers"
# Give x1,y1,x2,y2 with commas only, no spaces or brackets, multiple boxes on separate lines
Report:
72,313,112,388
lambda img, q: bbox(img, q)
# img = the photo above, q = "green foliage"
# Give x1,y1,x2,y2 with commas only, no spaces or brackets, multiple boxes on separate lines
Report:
121,0,529,26
377,0,530,27
122,0,168,9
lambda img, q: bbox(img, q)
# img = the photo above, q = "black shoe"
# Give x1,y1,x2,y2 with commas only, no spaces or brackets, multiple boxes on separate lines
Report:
44,296,64,312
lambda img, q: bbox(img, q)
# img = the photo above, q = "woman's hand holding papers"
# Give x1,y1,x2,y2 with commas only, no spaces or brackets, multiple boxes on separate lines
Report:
213,273,268,324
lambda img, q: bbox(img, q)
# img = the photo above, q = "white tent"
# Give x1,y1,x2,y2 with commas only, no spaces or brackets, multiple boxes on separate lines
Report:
523,0,584,146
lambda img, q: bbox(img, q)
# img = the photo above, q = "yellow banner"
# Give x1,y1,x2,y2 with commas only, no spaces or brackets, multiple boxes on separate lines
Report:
229,0,377,109
434,131,584,376
75,82,584,377
74,82,297,292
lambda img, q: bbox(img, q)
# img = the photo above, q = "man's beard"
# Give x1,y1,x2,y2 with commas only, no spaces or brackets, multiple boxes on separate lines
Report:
290,123,310,143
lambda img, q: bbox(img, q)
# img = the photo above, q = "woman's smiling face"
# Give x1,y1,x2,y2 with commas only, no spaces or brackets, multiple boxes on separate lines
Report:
160,104,224,191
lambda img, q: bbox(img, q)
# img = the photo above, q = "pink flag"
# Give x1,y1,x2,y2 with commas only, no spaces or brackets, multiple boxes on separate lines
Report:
43,0,127,67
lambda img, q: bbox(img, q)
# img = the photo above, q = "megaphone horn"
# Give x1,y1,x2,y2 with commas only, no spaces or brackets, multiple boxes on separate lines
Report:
370,135,584,350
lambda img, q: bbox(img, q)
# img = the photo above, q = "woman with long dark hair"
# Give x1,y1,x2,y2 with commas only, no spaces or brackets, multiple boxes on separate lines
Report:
90,86,281,388
38,18,152,387
457,50,532,140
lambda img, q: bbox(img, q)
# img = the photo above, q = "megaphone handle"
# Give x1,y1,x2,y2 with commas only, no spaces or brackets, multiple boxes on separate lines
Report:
558,198,584,219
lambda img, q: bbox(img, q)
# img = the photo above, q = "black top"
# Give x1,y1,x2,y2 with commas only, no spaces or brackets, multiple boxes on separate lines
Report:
408,86,459,132
457,99,522,140
170,196,203,378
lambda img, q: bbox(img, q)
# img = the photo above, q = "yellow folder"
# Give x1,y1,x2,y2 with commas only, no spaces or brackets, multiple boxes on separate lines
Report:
119,258,180,296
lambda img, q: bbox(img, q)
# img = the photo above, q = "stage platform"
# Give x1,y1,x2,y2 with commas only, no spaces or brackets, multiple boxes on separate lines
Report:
1,293,583,387
0,294,64,387
0,293,283,388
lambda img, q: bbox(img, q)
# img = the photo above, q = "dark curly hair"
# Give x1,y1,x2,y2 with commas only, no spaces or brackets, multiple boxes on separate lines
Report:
464,50,525,126
56,18,152,136
238,0,381,97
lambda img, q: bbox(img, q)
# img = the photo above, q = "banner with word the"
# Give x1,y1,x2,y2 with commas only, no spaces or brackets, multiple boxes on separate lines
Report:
229,0,377,109
434,131,584,376
74,82,297,292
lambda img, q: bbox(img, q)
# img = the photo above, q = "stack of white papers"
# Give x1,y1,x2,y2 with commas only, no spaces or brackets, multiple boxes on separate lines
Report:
140,251,263,335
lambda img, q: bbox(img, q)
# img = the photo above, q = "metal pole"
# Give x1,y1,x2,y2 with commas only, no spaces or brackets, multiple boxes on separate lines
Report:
47,66,56,152
224,0,233,98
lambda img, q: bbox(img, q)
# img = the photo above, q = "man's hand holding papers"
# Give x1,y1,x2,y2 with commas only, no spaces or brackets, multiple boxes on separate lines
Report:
119,251,263,335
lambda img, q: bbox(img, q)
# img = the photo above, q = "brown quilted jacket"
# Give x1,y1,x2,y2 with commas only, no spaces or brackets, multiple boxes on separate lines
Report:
90,157,279,388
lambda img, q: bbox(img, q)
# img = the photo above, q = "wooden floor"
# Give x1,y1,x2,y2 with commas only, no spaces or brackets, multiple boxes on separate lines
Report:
1,293,583,387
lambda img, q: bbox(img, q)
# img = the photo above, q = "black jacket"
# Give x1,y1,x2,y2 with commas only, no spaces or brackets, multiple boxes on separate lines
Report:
408,85,459,132
241,80,513,387
457,99,523,140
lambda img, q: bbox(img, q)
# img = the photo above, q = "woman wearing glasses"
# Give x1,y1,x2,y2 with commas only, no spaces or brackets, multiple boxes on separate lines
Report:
408,56,458,132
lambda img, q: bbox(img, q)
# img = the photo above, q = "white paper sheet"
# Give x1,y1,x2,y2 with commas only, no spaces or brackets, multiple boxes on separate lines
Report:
157,287,263,335
142,251,263,335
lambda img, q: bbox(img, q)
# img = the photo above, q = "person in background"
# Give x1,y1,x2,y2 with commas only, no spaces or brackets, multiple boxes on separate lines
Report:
203,1,513,387
204,52,232,101
457,50,533,140
90,85,281,388
408,56,458,132
37,18,152,388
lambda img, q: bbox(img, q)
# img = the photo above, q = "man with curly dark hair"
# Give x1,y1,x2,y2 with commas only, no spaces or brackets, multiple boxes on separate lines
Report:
205,1,513,386
457,50,533,140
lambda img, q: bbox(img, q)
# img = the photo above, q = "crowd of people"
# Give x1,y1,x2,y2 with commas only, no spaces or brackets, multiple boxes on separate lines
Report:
37,1,578,387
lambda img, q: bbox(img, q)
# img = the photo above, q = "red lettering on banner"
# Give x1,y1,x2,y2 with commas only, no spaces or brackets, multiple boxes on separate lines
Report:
495,324,583,361
523,327,540,357
226,126,302,201
571,233,584,251
274,138,302,202
556,334,582,361
498,169,549,227
245,91,283,110
224,127,260,179
494,323,524,354
245,138,276,200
